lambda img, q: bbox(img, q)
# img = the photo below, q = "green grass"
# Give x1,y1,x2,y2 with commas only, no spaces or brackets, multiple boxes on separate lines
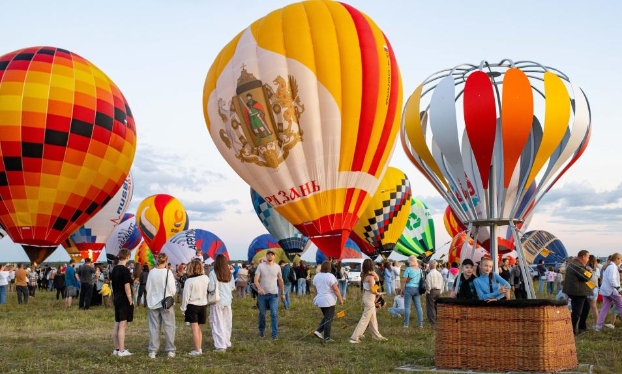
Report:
0,288,618,373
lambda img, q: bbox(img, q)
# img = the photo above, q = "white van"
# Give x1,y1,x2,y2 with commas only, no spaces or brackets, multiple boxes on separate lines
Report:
341,258,365,286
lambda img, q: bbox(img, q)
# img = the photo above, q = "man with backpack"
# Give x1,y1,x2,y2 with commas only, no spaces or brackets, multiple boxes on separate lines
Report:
279,260,294,310
510,264,527,299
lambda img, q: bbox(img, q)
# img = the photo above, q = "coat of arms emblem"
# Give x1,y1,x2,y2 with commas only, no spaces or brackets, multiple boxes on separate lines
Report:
217,66,305,168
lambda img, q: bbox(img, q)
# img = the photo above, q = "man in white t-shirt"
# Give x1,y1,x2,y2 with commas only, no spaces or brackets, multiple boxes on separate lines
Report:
254,249,285,339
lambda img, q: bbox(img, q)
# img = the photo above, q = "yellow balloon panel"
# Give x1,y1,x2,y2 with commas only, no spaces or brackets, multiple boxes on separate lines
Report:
136,194,189,256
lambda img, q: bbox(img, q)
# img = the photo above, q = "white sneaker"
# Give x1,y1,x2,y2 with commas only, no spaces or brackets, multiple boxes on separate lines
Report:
594,326,602,332
148,352,156,359
167,351,176,358
112,350,119,356
117,350,132,357
313,331,324,340
188,350,203,356
604,324,615,329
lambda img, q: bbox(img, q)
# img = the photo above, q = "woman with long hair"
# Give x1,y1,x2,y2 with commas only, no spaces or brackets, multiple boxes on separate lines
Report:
145,253,177,359
313,261,344,342
208,254,236,352
586,255,600,328
181,259,209,356
350,259,388,343
473,257,511,301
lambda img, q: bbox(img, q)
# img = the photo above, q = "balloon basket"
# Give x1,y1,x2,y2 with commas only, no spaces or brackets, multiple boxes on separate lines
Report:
434,298,577,372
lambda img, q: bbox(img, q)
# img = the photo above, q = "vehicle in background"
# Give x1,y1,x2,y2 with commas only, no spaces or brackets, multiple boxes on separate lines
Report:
342,258,364,286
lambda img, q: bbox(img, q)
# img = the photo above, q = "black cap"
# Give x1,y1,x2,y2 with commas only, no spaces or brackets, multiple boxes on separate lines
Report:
461,259,474,267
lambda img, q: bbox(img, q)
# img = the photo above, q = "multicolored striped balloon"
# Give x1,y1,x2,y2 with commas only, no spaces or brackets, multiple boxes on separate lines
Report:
247,233,280,264
134,241,155,268
136,194,189,255
160,229,228,267
203,0,402,259
0,46,137,264
316,238,362,264
395,197,435,258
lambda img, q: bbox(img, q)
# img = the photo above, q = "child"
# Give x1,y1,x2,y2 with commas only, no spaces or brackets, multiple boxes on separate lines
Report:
388,288,405,318
546,267,556,294
99,279,112,308
451,259,478,300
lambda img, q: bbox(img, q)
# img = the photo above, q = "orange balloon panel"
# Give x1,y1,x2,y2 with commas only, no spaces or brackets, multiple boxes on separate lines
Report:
135,194,189,255
0,46,136,255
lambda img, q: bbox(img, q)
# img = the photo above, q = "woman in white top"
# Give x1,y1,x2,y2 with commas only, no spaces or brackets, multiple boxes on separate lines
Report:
595,253,622,330
350,259,388,343
586,255,600,328
235,264,249,298
145,253,178,359
180,259,209,356
312,261,344,342
208,254,235,352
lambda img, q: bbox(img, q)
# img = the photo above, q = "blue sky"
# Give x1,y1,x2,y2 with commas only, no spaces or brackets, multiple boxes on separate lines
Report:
0,0,620,262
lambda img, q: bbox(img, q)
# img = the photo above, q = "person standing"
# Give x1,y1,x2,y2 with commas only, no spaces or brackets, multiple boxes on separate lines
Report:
54,266,66,301
537,259,547,294
393,261,402,294
146,253,177,358
384,262,395,296
15,263,28,304
562,250,592,335
350,259,387,343
76,258,96,310
180,259,209,356
254,249,285,339
64,259,78,307
336,261,348,300
137,265,149,307
208,254,235,352
312,261,343,343
0,264,13,304
279,260,293,310
425,260,444,325
402,256,424,328
510,263,528,300
235,264,249,298
110,249,134,357
594,253,622,331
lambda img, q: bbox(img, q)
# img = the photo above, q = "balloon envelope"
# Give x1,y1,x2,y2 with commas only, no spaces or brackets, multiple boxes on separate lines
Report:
395,197,435,258
105,213,141,262
521,230,568,264
134,241,156,268
160,229,229,267
0,46,137,264
136,194,189,255
247,233,280,263
316,238,362,264
203,1,402,259
447,232,489,267
62,237,85,263
252,248,292,265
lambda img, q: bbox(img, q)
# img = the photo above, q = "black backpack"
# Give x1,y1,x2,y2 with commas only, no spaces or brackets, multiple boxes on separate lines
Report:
287,265,297,283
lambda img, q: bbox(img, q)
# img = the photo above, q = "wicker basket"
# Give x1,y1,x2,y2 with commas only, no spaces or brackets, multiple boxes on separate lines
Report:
435,298,577,372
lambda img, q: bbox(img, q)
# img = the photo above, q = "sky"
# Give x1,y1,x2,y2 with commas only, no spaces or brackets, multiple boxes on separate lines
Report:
0,0,620,263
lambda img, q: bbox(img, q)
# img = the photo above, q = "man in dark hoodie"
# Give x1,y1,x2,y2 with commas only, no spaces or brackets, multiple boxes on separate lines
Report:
562,250,592,335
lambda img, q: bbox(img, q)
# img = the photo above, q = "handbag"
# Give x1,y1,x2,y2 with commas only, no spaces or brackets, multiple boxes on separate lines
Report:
161,269,174,310
207,274,220,305
418,269,426,295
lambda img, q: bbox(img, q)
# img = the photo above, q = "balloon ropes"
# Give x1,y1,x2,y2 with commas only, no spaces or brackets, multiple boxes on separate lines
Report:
402,60,591,298
203,0,402,259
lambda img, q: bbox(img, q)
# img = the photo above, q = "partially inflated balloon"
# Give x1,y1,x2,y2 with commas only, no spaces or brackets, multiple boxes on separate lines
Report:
69,172,133,262
134,241,156,268
105,213,141,262
251,188,309,259
160,229,228,267
316,238,362,264
136,194,189,255
62,237,85,263
352,167,411,258
447,232,489,267
247,233,280,263
203,0,402,259
395,197,435,258
0,46,137,264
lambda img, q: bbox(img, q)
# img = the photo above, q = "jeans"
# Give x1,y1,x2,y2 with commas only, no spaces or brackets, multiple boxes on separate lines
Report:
137,285,147,306
403,286,423,327
297,278,306,296
48,280,54,292
79,283,93,309
568,295,590,334
384,277,394,296
258,293,279,338
538,277,545,293
338,280,348,299
16,285,28,304
0,285,6,304
547,282,554,294
316,306,335,339
388,307,404,317
281,283,291,310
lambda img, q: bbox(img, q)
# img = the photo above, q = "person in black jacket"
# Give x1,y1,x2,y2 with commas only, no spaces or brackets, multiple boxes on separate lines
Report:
451,259,478,300
54,266,66,300
562,250,592,335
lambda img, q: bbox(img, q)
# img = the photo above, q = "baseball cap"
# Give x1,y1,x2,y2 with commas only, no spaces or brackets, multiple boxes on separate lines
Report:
266,249,275,255
461,259,475,267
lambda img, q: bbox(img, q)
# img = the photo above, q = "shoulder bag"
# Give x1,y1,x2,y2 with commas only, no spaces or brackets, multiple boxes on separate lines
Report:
207,273,220,305
418,269,426,294
161,269,174,309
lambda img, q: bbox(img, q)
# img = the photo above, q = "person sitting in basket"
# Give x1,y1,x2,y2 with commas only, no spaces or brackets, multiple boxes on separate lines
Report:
450,259,478,300
473,257,511,302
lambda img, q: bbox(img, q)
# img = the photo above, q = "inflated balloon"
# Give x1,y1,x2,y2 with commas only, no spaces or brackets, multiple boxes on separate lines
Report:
316,238,362,264
252,247,294,265
447,232,489,267
352,167,411,259
134,241,156,268
443,205,466,239
522,230,568,264
62,237,85,263
251,188,309,259
69,172,133,262
160,229,229,267
349,232,380,260
0,46,137,264
203,0,402,259
395,197,435,258
136,194,189,255
105,213,141,262
247,233,280,263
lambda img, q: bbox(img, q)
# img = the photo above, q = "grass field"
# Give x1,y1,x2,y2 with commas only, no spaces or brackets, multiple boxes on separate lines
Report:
0,287,620,374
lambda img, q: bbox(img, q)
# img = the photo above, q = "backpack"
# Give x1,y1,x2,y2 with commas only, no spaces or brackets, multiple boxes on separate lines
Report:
287,265,297,283
336,267,343,280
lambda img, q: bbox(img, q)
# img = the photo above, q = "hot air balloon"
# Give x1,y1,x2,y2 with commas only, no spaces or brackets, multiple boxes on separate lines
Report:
251,188,310,260
105,213,141,262
0,46,137,264
349,232,381,261
447,232,489,267
136,194,189,256
395,197,435,260
160,229,229,267
521,230,568,265
316,238,362,264
69,172,133,262
247,233,280,263
203,0,402,259
251,247,293,265
351,167,411,259
402,60,591,298
134,241,156,268
62,237,85,263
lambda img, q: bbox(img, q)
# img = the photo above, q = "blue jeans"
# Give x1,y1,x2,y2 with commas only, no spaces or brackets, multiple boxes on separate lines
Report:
280,283,291,310
538,277,545,293
338,280,348,299
385,277,394,296
547,282,554,294
388,307,404,317
258,293,279,338
403,286,423,327
297,278,306,295
0,285,6,304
